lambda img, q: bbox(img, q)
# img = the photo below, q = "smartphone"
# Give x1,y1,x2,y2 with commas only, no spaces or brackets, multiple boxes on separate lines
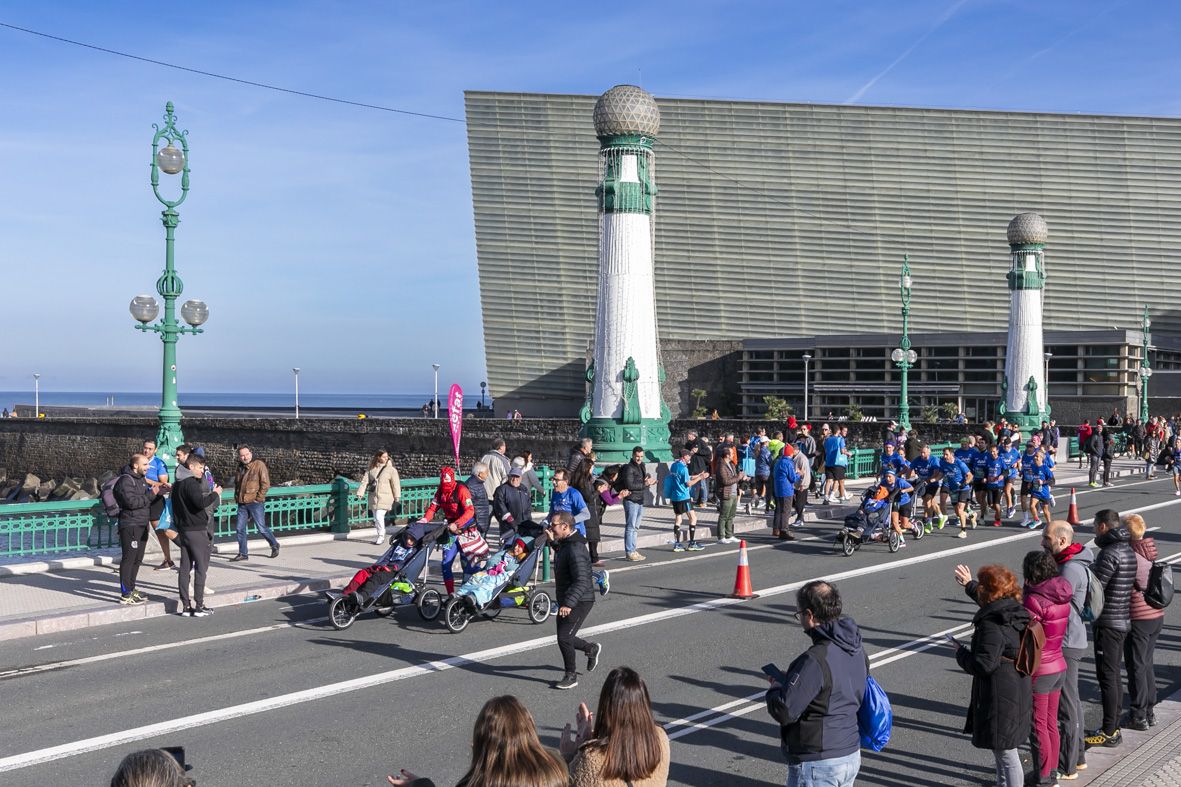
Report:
944,633,962,647
762,663,788,684
161,746,186,770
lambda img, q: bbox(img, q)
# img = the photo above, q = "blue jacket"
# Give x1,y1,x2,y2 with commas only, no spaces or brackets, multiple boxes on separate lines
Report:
772,455,799,498
755,446,773,477
765,618,867,764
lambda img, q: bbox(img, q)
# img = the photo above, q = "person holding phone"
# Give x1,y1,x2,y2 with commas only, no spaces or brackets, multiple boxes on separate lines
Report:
764,580,866,787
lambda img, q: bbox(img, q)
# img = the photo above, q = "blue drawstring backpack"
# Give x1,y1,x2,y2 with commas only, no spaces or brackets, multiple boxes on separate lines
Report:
858,675,892,751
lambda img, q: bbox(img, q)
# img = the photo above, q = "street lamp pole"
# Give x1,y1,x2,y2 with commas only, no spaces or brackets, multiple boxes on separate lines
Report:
293,368,300,420
129,102,209,471
891,255,915,432
33,374,39,418
480,381,487,409
432,364,441,419
1043,352,1052,400
801,354,812,421
1140,306,1152,423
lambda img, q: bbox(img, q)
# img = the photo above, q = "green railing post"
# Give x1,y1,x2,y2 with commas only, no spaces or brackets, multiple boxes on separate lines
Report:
542,542,551,582
536,465,554,511
330,476,352,533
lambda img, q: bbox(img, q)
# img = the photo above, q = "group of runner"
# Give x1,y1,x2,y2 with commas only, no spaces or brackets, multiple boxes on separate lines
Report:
877,430,1057,547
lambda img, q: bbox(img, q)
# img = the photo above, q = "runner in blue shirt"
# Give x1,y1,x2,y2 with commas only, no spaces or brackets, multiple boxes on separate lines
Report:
823,427,852,503
1018,442,1040,527
666,448,710,552
954,437,981,520
1000,438,1022,519
881,467,916,547
1026,451,1054,528
909,445,940,532
142,439,173,571
970,446,991,525
933,447,974,538
880,442,910,477
983,443,1007,526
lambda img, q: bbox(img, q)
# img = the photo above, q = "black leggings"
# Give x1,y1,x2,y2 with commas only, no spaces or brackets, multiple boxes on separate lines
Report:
587,541,599,562
118,524,149,594
556,599,594,675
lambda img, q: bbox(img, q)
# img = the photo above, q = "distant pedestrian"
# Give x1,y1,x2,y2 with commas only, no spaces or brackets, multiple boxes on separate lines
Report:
230,445,278,561
113,453,168,604
1083,508,1136,749
493,466,536,542
765,580,866,787
770,445,799,540
744,435,772,514
549,512,602,691
1124,514,1164,731
952,563,1033,787
823,426,852,503
615,446,655,561
172,452,222,617
2,408,8,418
714,444,743,544
568,438,594,477
421,403,430,418
1085,423,1104,487
142,439,173,571
512,450,544,496
1021,550,1072,787
1041,520,1093,778
571,456,604,565
480,438,511,498
356,450,402,545
667,449,708,552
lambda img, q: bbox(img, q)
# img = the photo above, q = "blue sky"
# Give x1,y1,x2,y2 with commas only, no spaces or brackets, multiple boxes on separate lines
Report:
1,1,1178,398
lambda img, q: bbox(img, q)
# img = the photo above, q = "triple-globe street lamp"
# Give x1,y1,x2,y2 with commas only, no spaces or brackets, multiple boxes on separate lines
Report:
1140,306,1153,423
890,256,917,431
129,102,208,469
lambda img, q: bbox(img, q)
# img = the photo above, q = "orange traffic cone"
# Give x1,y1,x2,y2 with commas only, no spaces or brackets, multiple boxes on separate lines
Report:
1067,487,1081,526
731,540,757,599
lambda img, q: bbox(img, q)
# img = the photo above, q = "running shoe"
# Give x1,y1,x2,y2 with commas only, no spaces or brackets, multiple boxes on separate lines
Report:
957,529,967,539
745,502,751,515
554,674,579,690
130,590,148,603
1006,506,1017,518
153,561,174,571
1104,482,1114,487
1083,728,1122,748
1175,490,1179,496
587,642,603,672
969,511,978,529
937,515,947,530
598,570,610,597
192,607,214,617
1089,482,1100,488
120,593,145,606
993,519,1002,527
924,521,933,534
673,543,685,553
1050,495,1057,506
686,541,705,551
626,552,647,561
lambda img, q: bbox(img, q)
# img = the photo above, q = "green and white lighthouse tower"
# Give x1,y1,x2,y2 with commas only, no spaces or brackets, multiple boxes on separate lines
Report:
578,85,672,463
999,212,1050,431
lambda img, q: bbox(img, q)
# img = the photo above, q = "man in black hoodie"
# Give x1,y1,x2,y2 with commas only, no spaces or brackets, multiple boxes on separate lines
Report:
1084,508,1137,748
548,511,601,691
765,580,867,787
172,453,223,617
112,454,168,605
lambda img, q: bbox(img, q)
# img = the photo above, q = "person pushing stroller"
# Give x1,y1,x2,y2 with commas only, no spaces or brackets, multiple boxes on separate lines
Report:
418,467,483,595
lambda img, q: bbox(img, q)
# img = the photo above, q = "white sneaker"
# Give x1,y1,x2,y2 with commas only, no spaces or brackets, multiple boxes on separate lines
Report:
842,493,854,501
1175,490,1179,496
957,530,968,539
1049,495,1057,507
374,537,385,545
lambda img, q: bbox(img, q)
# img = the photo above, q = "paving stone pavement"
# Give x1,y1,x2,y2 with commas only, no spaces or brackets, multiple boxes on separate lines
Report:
1082,689,1181,786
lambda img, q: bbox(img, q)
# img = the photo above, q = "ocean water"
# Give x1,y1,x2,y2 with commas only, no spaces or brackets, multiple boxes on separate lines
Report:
0,391,481,409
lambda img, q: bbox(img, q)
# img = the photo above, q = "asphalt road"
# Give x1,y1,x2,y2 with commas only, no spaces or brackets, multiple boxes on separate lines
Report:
2,476,1180,787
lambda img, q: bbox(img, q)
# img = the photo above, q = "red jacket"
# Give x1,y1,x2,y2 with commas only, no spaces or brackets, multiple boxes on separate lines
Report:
1130,538,1167,621
1023,576,1073,678
422,484,475,531
1077,424,1092,442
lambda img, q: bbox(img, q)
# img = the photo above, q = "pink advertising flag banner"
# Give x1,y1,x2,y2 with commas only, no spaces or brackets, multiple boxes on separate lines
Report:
448,384,463,466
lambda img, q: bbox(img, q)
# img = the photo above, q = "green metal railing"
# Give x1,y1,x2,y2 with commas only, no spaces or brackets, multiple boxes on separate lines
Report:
0,467,555,560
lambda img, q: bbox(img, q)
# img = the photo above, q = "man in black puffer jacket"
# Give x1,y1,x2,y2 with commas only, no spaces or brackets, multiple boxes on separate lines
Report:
113,454,168,605
492,467,535,541
1085,508,1137,748
548,511,601,691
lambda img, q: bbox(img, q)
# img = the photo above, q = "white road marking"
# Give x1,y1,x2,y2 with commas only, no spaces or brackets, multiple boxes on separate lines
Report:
5,495,1179,771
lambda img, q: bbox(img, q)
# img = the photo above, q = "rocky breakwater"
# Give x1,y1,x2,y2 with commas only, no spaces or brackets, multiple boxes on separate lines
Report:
0,467,109,505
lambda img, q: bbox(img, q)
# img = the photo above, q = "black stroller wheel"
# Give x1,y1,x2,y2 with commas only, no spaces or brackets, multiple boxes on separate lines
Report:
416,588,443,621
840,533,855,557
887,529,901,553
328,595,357,630
528,591,552,623
373,589,397,617
444,597,471,633
482,604,502,620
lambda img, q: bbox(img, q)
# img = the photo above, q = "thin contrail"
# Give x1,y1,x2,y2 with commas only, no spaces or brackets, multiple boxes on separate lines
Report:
845,0,970,104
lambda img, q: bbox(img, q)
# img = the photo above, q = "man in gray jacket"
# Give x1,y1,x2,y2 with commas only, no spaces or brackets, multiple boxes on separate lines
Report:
1043,521,1093,778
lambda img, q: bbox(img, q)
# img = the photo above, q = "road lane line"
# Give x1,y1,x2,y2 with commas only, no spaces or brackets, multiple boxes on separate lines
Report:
7,497,1179,771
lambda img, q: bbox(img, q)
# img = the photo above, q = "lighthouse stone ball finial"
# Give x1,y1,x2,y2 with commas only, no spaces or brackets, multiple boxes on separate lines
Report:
593,85,660,138
1007,212,1048,246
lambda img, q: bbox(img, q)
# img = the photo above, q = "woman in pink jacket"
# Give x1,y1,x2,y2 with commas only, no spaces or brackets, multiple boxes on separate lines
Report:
1022,550,1073,787
1125,514,1166,729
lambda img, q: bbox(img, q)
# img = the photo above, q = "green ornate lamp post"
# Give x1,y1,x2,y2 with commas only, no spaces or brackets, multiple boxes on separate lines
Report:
890,256,916,432
1140,305,1152,423
129,102,209,471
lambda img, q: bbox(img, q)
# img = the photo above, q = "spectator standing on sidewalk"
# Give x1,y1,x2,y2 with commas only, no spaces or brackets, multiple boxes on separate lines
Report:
770,445,799,541
1100,429,1115,487
479,438,511,499
113,454,168,604
172,452,222,617
1085,423,1103,487
570,457,604,566
952,563,1033,787
1124,514,1165,731
1083,508,1136,749
568,438,594,477
231,445,278,562
746,435,772,514
1021,550,1072,787
790,442,811,527
714,445,743,544
356,450,402,545
493,467,536,542
1042,521,1093,779
549,512,602,691
142,439,173,571
764,580,866,787
798,425,818,497
615,446,655,562
686,432,712,507
512,450,544,497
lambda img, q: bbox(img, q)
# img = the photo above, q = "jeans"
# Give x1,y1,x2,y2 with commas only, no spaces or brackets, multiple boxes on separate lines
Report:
786,750,860,787
236,502,277,555
1094,625,1128,735
992,748,1022,787
692,479,708,505
1058,647,1085,775
1088,455,1100,484
622,499,643,554
1124,616,1164,721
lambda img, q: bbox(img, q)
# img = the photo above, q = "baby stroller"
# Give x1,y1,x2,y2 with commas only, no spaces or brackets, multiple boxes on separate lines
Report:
835,486,900,556
442,533,553,633
325,523,448,630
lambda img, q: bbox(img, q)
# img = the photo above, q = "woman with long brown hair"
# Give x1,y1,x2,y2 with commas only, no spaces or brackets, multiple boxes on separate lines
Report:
952,563,1033,787
356,450,402,545
389,695,568,787
560,666,670,787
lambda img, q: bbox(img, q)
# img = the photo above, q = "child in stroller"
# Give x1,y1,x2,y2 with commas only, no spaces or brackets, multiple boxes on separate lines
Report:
455,538,532,610
835,484,901,556
442,533,554,632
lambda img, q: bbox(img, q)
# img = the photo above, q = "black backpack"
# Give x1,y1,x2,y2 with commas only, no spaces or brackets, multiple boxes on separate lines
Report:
1136,559,1175,610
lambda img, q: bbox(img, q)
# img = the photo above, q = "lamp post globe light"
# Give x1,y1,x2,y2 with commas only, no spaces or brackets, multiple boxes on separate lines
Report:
130,101,207,470
801,354,812,421
1140,306,1152,422
892,255,915,431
